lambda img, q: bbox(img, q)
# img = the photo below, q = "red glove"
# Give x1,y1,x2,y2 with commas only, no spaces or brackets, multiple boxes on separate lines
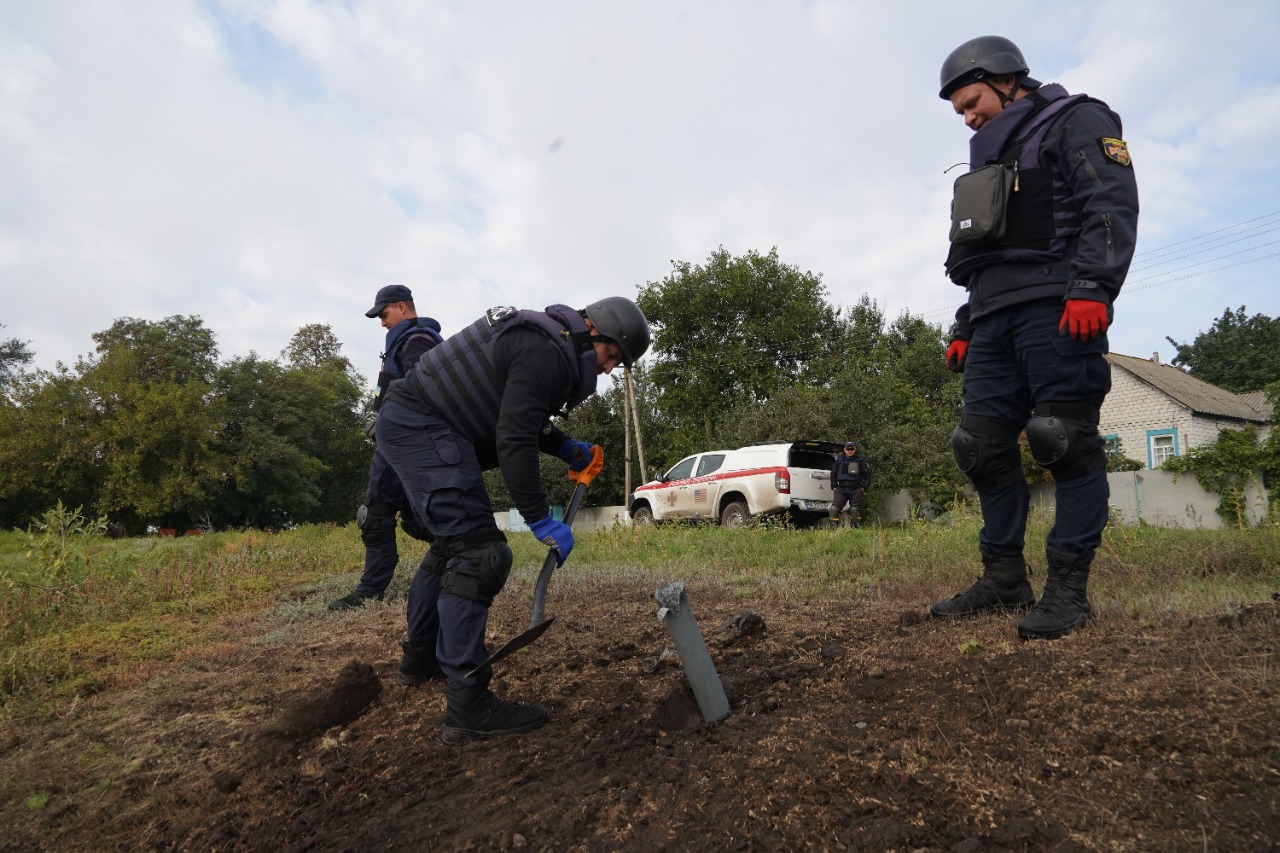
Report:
945,339,969,373
1059,300,1109,342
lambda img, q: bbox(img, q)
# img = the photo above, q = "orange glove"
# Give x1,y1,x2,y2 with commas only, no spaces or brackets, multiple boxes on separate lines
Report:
945,339,969,373
567,445,604,487
1059,300,1108,342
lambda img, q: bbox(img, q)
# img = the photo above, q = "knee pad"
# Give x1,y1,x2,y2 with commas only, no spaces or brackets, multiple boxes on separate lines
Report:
1026,404,1105,481
357,500,397,547
951,415,1025,492
439,530,513,607
400,513,434,543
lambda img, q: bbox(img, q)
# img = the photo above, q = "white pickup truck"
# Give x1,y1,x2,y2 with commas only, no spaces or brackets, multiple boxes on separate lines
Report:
628,440,841,528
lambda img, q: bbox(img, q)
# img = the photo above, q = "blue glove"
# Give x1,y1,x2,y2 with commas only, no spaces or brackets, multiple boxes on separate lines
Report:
557,438,595,472
528,516,574,567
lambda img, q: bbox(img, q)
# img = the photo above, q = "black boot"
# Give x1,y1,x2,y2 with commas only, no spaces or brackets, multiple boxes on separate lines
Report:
930,545,1036,619
442,674,547,744
396,642,445,686
328,590,383,611
1018,547,1093,640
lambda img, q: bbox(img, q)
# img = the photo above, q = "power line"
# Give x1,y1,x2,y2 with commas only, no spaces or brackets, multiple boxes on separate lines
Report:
640,212,1280,380
909,210,1280,321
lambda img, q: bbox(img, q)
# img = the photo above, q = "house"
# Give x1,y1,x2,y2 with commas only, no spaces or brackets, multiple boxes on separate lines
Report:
1101,352,1273,469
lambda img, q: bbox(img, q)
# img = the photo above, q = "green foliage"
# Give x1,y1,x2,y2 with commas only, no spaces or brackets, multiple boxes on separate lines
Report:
1105,437,1145,472
16,501,108,593
0,324,35,388
637,246,843,452
212,355,328,528
1162,425,1275,528
1166,306,1280,392
0,524,363,703
0,366,103,528
715,296,967,510
0,317,370,532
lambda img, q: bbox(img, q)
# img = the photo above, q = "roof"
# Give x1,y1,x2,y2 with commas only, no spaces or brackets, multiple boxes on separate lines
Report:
1107,353,1272,423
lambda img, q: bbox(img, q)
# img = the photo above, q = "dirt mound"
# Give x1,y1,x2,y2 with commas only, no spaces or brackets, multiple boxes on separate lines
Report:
1,581,1277,851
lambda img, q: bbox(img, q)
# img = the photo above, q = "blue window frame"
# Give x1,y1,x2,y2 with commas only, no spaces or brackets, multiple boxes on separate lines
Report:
1147,428,1179,469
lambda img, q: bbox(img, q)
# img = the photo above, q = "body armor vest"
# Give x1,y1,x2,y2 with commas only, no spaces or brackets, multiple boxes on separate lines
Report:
374,318,443,411
835,458,864,484
411,305,598,443
945,85,1095,284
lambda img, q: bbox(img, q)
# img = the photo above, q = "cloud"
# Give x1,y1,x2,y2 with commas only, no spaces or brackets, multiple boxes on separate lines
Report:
1,0,1277,380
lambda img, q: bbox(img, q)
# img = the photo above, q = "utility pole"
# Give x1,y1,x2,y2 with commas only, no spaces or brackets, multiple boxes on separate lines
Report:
626,369,648,483
624,369,633,501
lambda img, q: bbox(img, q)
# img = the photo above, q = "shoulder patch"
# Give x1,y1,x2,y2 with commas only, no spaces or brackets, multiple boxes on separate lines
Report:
485,305,517,326
1099,137,1132,167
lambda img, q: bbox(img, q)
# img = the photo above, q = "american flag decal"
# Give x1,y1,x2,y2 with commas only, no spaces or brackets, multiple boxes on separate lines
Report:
694,488,708,503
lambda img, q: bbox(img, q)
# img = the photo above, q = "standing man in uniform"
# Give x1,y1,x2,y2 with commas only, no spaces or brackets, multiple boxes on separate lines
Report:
929,36,1138,639
829,441,870,528
329,285,443,611
376,296,650,742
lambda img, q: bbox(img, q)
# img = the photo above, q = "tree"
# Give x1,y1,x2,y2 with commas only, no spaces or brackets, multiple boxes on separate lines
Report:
211,355,327,529
79,317,224,532
90,315,219,387
278,325,370,524
283,323,353,371
1166,307,1280,392
637,247,843,454
0,325,34,390
0,366,103,529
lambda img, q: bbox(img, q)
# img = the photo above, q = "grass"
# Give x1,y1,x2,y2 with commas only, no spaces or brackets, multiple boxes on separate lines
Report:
1,513,1277,718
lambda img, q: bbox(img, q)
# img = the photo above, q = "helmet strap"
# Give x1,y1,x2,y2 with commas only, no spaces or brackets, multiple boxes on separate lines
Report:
984,75,1020,107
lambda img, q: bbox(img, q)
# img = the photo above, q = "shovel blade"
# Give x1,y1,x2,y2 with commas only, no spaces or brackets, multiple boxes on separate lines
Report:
463,614,556,679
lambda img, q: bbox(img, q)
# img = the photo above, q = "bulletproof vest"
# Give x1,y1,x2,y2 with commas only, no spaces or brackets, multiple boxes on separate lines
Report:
836,458,864,483
945,85,1097,284
411,304,598,442
374,318,443,410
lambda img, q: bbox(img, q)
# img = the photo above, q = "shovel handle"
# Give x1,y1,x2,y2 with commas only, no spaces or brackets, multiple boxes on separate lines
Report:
529,479,587,627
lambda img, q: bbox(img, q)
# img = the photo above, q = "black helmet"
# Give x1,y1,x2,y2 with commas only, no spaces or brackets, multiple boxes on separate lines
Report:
583,296,651,367
939,35,1039,99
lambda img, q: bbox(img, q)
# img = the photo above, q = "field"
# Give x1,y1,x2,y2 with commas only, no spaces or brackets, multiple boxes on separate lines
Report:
1,518,1278,851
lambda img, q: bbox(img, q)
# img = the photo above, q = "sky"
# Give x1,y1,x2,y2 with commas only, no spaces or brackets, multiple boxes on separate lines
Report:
3,0,1279,389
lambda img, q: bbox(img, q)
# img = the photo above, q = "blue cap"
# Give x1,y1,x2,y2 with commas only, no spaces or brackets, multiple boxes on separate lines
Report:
365,284,414,317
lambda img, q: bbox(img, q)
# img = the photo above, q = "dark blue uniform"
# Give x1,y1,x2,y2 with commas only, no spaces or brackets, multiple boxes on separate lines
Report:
379,305,597,687
948,83,1138,565
352,316,443,599
829,448,870,527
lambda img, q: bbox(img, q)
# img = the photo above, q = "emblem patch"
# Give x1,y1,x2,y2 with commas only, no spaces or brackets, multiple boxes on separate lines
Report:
485,305,517,326
1099,137,1132,167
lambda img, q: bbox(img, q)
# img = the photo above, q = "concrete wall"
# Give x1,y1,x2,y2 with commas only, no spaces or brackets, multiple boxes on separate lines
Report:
1030,469,1269,529
494,505,631,533
499,471,1271,532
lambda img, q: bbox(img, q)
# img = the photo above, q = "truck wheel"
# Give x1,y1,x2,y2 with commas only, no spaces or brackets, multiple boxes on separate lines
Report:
632,505,655,526
720,500,750,528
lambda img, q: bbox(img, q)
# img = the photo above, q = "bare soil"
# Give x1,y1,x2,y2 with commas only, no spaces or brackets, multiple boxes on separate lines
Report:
2,576,1278,852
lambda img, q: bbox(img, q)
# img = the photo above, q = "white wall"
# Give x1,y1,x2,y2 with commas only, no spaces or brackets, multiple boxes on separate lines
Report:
1031,469,1269,529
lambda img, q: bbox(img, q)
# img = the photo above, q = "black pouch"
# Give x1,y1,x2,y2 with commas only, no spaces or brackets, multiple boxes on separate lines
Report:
949,164,1013,245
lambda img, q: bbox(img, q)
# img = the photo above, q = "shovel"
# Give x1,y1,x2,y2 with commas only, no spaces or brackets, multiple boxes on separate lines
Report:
465,445,603,678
